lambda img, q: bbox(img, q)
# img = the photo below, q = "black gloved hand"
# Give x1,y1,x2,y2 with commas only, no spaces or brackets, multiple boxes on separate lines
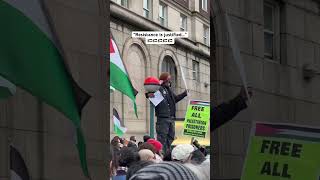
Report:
239,86,253,100
184,89,189,95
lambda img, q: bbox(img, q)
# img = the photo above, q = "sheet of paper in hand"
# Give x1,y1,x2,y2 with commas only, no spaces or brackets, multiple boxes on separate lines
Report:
148,90,164,106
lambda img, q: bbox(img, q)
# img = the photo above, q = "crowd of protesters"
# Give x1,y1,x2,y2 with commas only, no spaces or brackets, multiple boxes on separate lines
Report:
110,135,210,180
109,72,253,179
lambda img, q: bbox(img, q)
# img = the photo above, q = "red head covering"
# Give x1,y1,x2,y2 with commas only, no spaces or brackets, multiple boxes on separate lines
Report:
144,77,160,85
147,139,163,153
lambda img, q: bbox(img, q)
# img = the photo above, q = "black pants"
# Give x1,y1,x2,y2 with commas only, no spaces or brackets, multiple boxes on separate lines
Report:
156,117,175,155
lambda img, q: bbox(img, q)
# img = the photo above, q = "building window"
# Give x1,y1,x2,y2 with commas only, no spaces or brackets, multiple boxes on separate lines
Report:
264,2,274,59
143,0,152,19
159,2,167,27
203,25,209,45
192,60,200,81
201,0,208,11
115,0,128,7
161,56,177,91
180,14,187,31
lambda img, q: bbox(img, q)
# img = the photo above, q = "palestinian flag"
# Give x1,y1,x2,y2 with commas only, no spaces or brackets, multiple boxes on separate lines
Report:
110,37,138,117
10,145,30,180
0,76,16,99
113,108,127,137
0,0,91,177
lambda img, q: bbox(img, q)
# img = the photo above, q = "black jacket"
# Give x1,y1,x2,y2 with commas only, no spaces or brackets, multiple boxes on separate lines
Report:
153,85,187,118
211,95,248,131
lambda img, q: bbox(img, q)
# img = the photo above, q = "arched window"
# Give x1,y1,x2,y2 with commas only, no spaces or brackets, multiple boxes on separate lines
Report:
161,56,177,92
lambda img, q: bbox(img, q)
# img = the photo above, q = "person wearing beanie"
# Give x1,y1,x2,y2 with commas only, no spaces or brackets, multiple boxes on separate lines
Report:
145,72,188,157
146,139,162,153
129,162,199,180
147,139,164,163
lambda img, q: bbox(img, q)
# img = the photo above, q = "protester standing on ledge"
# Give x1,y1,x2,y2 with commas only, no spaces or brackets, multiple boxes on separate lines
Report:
146,72,188,157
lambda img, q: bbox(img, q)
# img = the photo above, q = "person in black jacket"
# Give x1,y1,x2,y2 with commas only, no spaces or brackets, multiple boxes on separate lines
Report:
211,86,253,131
146,72,188,156
146,72,252,155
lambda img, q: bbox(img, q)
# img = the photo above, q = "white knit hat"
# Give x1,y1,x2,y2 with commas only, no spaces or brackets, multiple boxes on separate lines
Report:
171,144,194,162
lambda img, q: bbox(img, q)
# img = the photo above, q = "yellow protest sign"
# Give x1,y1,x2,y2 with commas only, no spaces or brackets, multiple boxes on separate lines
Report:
183,100,210,138
242,122,320,180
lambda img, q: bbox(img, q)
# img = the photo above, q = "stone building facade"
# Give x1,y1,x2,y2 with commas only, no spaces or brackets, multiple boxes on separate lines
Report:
0,0,109,179
211,0,320,178
110,0,211,140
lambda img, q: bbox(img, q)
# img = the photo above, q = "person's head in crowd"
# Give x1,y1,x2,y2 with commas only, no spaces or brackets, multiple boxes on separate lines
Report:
127,141,138,151
159,72,172,87
138,142,156,154
138,142,163,163
129,162,199,180
130,136,137,143
190,149,206,164
147,139,162,154
113,136,120,142
137,141,143,147
171,144,195,163
184,161,210,180
138,149,155,161
111,139,121,150
120,137,125,145
118,146,140,168
126,160,154,180
143,135,151,142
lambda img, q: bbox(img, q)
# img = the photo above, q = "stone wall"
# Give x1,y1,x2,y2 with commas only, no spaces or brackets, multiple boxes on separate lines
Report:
212,0,320,178
0,0,109,179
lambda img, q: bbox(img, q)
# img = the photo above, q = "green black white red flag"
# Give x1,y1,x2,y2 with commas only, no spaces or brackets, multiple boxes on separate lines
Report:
110,37,138,117
0,0,91,177
113,108,127,137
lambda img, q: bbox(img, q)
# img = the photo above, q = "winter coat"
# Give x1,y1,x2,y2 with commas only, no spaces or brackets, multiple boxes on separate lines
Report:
153,85,187,118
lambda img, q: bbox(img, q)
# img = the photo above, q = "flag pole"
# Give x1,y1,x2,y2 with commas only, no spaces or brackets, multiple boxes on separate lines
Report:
215,0,251,104
150,102,155,139
178,62,189,96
